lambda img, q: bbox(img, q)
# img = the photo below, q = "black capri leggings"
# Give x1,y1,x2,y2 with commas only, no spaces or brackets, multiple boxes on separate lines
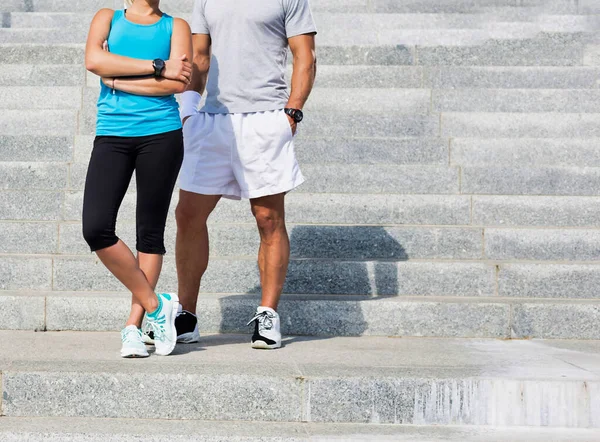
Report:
82,129,184,255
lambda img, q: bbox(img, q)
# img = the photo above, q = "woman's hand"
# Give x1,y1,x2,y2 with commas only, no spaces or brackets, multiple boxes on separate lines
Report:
163,54,192,83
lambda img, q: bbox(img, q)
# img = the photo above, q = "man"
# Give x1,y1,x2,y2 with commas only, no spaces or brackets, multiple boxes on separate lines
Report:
174,0,317,349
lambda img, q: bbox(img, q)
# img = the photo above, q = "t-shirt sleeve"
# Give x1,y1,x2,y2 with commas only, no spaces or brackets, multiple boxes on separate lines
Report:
191,0,210,34
284,0,317,38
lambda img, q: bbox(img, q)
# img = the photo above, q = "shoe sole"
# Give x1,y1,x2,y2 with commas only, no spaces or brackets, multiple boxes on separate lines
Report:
154,294,180,356
251,340,282,350
121,350,150,358
177,331,200,344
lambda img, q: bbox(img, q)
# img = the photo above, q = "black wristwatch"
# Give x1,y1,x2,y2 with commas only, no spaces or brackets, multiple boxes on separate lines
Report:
152,59,166,77
284,108,304,123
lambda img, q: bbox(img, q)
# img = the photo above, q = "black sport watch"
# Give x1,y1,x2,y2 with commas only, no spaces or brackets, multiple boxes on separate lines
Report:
152,59,166,77
284,108,303,123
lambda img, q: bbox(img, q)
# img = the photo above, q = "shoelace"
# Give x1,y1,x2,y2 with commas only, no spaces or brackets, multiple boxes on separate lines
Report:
121,327,142,343
146,314,167,342
247,311,275,332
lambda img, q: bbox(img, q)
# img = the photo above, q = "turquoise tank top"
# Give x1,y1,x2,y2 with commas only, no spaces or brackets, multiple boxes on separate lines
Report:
96,10,181,137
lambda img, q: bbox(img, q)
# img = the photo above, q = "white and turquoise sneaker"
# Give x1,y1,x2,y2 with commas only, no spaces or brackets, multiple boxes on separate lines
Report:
120,325,149,358
145,293,180,356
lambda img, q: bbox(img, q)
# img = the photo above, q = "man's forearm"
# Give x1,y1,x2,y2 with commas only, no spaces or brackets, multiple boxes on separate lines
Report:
187,54,210,94
286,51,316,109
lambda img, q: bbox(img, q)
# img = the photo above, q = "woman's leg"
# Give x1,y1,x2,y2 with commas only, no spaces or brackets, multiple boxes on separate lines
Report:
127,129,185,326
82,136,159,314
126,252,163,328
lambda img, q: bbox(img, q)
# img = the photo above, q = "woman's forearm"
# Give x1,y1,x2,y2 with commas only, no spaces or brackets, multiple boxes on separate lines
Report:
86,50,155,78
107,76,187,96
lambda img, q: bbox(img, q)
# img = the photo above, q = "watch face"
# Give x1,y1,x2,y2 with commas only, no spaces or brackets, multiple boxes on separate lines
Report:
294,110,304,123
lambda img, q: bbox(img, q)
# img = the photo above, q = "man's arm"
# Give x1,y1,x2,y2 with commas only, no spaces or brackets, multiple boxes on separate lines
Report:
286,33,317,133
101,18,193,96
188,34,211,94
180,33,211,124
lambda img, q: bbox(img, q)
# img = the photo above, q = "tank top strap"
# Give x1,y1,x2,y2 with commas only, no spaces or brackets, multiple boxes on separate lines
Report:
162,13,174,35
110,9,124,28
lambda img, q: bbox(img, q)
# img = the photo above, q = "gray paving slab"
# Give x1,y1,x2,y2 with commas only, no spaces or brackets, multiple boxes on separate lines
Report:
0,257,52,291
584,44,600,66
0,65,85,86
513,302,600,339
451,138,600,167
434,89,600,113
0,44,84,64
0,86,82,109
301,165,458,194
473,195,600,227
1,332,600,425
313,65,423,88
499,263,600,299
485,228,600,261
417,34,586,66
0,162,68,190
0,110,78,136
0,190,64,221
304,89,431,114
0,293,45,330
0,136,73,162
462,166,600,196
424,66,600,89
441,113,600,138
315,45,414,65
0,222,57,254
295,137,448,165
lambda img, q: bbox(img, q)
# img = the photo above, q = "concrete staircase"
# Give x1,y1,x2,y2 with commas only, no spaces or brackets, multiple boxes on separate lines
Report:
2,0,600,438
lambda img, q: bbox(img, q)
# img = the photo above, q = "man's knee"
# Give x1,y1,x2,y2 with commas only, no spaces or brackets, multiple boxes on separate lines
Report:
253,207,285,237
176,201,207,231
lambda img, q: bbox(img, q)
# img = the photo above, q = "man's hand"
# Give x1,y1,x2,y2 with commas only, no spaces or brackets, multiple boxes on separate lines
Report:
286,114,297,135
164,54,192,84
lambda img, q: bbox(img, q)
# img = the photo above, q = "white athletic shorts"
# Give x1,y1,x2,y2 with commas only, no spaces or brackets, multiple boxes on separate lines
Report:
180,109,305,200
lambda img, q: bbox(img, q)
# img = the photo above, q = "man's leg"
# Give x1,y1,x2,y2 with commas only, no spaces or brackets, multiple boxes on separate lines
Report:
250,193,289,311
175,190,221,314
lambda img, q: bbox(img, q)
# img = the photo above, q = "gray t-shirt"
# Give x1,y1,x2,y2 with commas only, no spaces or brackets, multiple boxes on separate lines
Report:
191,0,317,114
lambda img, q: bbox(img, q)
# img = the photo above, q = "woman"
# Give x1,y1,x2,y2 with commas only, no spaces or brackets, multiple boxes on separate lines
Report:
83,0,192,358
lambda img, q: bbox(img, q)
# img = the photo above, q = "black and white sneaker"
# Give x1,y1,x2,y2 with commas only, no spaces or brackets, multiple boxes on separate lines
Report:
247,307,282,349
143,309,199,345
175,310,200,343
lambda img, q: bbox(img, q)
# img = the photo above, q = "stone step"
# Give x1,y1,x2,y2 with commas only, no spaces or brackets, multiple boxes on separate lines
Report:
0,161,459,193
1,190,471,224
5,251,600,300
13,86,600,114
3,65,600,89
4,222,484,260
451,138,600,167
2,25,596,47
0,0,590,14
1,34,595,66
3,418,600,442
1,331,600,426
9,220,600,263
3,290,600,338
2,134,451,165
441,112,600,138
7,11,597,30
